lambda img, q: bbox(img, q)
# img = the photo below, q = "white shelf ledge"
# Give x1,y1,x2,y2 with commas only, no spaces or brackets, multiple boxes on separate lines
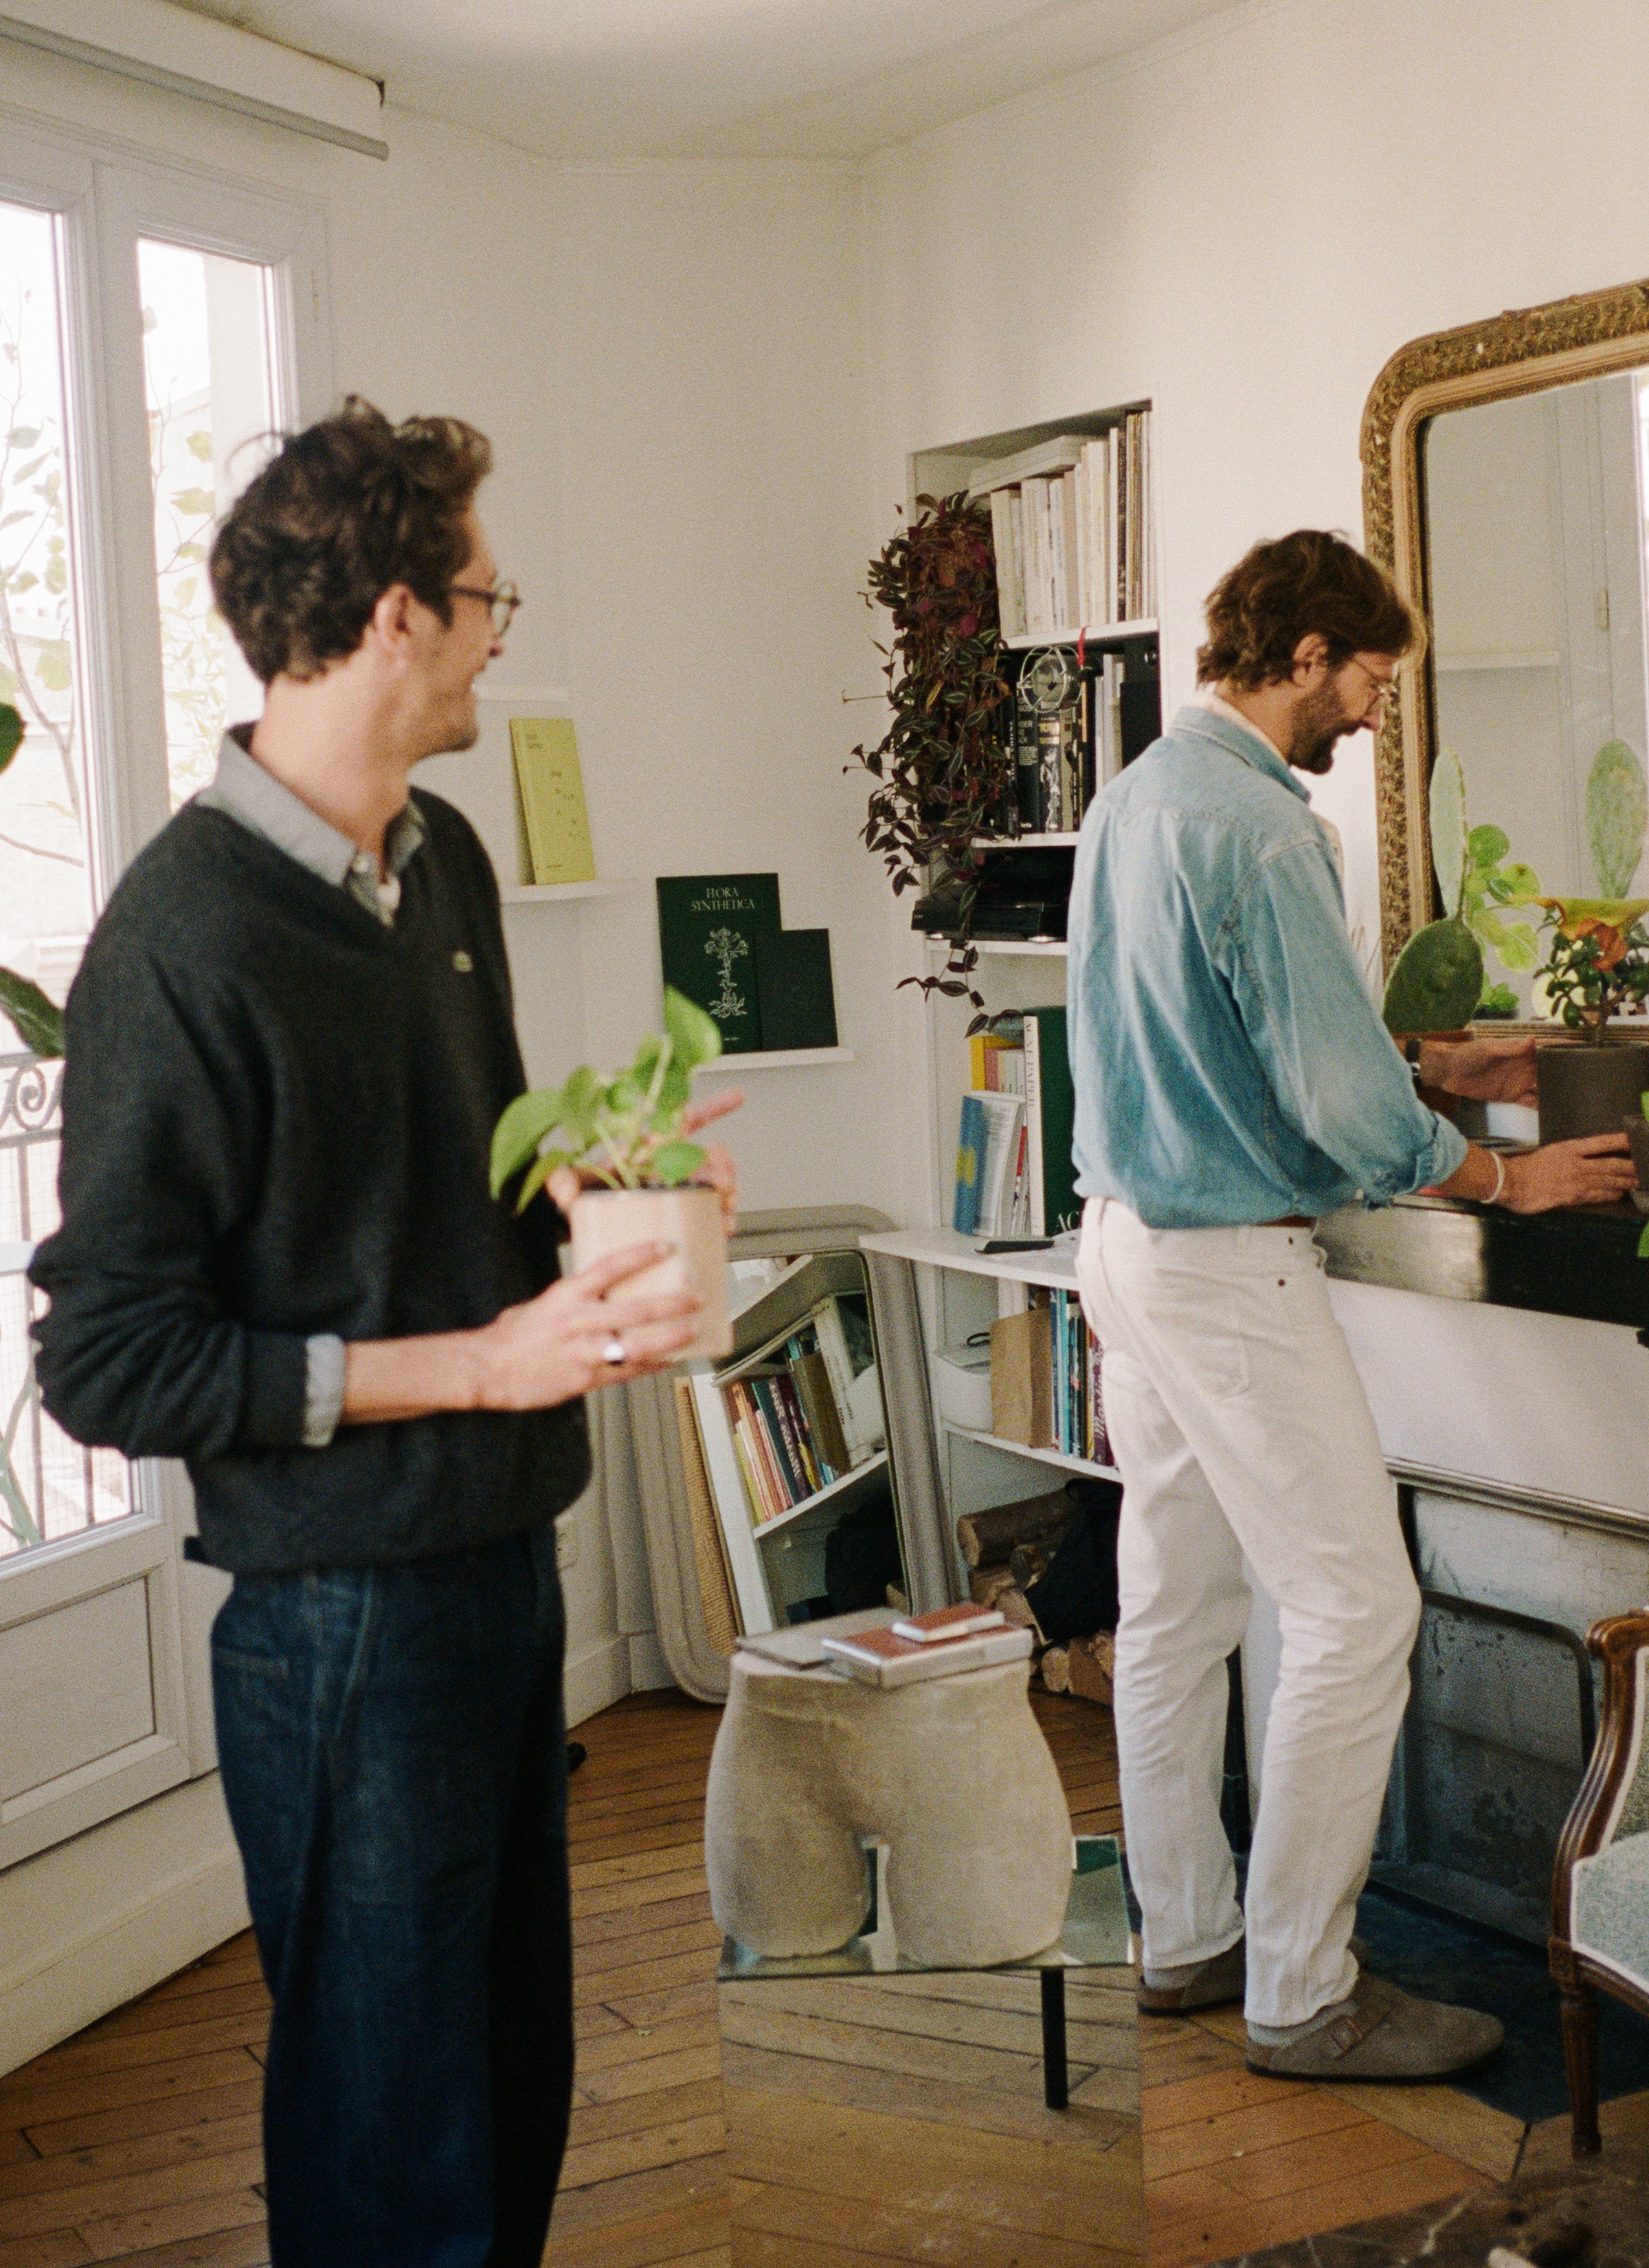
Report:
944,1422,1118,1482
500,878,636,904
1433,651,1560,673
1002,619,1156,650
924,937,1067,958
750,1451,890,1542
705,1047,854,1071
860,1223,1078,1292
972,832,1080,848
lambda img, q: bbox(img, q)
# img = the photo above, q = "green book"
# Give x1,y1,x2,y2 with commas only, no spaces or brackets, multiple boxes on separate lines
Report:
754,929,838,1052
1024,1005,1079,1236
655,874,781,1057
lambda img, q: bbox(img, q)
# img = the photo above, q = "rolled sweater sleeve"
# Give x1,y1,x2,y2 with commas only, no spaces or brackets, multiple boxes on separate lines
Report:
1217,834,1469,1201
28,944,310,1459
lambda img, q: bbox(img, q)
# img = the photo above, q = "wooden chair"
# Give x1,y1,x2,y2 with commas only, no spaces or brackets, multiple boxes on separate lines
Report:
1550,1608,1649,2156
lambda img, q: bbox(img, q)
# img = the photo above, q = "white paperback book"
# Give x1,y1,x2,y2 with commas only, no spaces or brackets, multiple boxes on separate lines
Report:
820,1623,1034,1688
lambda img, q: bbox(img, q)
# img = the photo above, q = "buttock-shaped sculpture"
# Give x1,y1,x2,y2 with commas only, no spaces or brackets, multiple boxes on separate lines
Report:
704,1652,1073,1968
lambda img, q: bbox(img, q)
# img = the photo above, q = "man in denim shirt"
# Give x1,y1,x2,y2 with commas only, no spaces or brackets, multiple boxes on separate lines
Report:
1069,531,1635,2080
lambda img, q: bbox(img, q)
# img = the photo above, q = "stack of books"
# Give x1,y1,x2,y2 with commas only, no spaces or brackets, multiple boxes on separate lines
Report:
819,1603,1033,1687
953,1007,1077,1238
1006,646,1160,836
1048,1288,1109,1466
969,415,1155,641
711,1293,880,1531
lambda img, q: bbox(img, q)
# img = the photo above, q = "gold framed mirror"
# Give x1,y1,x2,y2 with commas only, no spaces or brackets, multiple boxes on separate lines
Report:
1362,276,1649,980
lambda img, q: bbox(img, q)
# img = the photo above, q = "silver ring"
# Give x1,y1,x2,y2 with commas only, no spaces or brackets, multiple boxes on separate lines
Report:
601,1337,627,1366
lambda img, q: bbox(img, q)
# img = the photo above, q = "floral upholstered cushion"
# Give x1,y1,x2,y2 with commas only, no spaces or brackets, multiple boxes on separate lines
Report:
1573,1832,1649,1983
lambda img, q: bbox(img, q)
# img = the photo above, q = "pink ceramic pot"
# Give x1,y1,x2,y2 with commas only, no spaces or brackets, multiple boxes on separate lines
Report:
568,1184,732,1361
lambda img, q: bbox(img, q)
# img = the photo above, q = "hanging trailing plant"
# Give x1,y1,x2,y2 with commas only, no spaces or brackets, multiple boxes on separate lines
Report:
850,491,1013,1016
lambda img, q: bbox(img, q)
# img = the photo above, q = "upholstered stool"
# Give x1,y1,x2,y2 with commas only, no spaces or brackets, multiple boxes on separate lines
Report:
704,1649,1073,1968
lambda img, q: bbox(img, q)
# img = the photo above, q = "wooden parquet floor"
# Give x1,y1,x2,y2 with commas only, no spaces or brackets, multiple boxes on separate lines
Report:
1,1681,1632,2267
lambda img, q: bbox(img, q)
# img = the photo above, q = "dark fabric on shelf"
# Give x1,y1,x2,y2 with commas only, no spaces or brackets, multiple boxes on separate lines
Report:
1024,1476,1123,1643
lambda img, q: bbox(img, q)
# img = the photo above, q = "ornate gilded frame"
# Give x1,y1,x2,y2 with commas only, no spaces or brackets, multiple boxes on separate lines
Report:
1361,277,1649,974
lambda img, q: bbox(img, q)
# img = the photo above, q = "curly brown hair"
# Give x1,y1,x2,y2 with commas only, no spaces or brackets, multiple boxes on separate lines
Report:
210,397,493,684
1196,529,1424,690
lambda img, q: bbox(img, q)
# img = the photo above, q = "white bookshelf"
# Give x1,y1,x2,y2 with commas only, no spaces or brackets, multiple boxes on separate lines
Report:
710,1047,855,1071
884,400,1156,1599
943,1425,1119,1485
751,1452,889,1540
924,937,1067,959
1002,617,1157,651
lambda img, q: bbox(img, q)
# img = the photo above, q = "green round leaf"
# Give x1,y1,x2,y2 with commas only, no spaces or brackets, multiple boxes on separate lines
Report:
0,701,21,775
0,967,65,1058
1382,917,1485,1035
664,986,721,1069
648,1140,706,1188
1467,823,1510,867
490,1085,568,1197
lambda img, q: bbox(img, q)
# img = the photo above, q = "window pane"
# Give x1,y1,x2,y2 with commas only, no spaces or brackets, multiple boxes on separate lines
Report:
138,239,276,810
0,201,132,1557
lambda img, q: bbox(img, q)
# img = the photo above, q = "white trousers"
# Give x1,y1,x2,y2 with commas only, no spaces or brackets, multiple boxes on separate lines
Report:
1075,1198,1420,2029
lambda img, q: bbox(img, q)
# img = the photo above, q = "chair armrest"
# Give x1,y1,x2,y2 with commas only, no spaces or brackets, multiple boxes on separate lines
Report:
1553,1609,1649,1941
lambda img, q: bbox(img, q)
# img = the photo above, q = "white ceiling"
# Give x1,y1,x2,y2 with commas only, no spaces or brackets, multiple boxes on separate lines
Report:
169,0,1241,161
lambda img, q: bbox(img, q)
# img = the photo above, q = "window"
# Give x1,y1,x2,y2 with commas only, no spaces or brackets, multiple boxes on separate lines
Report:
0,119,329,1860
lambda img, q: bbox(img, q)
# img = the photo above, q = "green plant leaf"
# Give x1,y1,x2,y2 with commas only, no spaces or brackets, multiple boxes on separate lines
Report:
605,1072,644,1117
514,1148,575,1214
1587,738,1648,897
1641,1091,1649,1121
1382,916,1485,1035
1499,862,1542,902
34,641,69,692
168,487,215,518
185,431,214,460
1468,823,1510,868
489,1085,566,1197
0,702,21,775
0,968,65,1058
663,985,721,1069
560,1065,604,1142
649,1140,706,1187
1639,1221,1649,1260
1494,923,1540,973
1477,981,1518,1018
1428,746,1468,918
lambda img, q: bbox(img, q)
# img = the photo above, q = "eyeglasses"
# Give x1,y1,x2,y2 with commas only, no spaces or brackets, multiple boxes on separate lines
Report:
448,579,521,638
1345,656,1399,713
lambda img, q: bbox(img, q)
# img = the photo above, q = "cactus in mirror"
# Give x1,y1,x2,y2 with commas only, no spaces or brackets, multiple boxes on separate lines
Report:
0,700,67,1060
1382,915,1485,1036
1589,739,1648,899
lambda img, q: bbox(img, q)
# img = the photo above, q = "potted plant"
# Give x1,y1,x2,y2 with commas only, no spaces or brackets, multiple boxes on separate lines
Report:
851,491,1013,1016
490,985,734,1359
0,701,66,1060
1527,893,1649,1141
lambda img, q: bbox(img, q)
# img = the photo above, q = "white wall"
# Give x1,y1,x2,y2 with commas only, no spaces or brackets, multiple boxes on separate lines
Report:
859,0,1649,1215
0,37,886,2062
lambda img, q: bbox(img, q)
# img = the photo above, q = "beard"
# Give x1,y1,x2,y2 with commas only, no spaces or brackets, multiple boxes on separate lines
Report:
1283,683,1349,775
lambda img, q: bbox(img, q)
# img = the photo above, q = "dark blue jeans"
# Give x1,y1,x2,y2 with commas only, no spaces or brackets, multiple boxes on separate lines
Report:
212,1526,572,2268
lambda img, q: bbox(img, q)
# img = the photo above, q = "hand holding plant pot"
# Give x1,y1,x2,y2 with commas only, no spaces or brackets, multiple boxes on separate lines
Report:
491,988,743,1363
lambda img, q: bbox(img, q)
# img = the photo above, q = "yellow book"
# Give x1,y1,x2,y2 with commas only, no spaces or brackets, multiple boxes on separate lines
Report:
509,717,595,885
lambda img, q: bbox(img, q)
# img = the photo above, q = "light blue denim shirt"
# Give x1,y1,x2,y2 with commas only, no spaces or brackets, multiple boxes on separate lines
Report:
1066,704,1468,1228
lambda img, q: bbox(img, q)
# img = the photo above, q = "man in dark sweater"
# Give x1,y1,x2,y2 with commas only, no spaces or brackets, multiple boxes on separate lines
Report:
28,399,735,2268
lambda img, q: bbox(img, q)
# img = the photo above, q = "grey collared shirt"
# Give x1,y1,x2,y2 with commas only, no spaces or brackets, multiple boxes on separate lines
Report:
198,726,430,1447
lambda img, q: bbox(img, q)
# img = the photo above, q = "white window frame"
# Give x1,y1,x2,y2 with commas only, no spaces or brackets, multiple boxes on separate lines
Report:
0,104,333,1867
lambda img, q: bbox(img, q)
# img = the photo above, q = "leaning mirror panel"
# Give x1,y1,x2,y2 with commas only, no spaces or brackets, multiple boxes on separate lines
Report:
1424,370,1649,1016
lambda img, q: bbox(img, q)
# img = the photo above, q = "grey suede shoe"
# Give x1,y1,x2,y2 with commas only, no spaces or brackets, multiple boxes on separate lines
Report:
1245,1974,1504,2082
1136,1935,1370,2018
1137,1937,1246,2014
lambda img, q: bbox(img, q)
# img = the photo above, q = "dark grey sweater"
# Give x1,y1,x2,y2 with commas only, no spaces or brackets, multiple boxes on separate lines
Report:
29,791,590,1572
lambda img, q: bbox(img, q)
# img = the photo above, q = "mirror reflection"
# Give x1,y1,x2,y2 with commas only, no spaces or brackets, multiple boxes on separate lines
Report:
1423,370,1649,1014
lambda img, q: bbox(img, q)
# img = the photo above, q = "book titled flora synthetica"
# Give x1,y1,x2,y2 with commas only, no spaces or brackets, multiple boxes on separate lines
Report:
655,874,781,1056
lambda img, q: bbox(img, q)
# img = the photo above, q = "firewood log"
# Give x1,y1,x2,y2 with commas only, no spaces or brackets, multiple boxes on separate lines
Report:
955,1489,1071,1568
993,1583,1042,1638
968,1564,1016,1608
1040,1645,1070,1693
1066,1632,1116,1705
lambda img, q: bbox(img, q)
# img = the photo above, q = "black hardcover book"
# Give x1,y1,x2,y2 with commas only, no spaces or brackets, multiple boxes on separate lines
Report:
1119,668,1162,767
754,929,838,1052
